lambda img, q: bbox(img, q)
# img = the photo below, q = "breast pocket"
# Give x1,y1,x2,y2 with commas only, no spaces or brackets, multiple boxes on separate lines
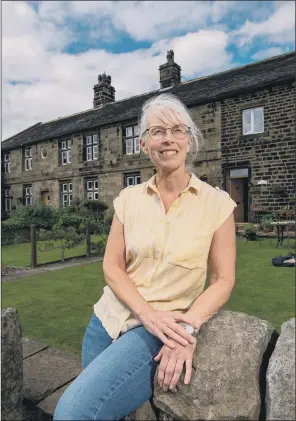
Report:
168,233,211,270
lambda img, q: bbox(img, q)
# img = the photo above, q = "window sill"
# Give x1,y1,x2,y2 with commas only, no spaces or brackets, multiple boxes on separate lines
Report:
237,131,269,141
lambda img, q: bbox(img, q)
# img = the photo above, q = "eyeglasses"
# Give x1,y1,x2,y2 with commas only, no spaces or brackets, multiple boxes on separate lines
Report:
143,125,191,141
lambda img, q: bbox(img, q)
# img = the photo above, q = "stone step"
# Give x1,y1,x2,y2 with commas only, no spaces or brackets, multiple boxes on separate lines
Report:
22,338,81,420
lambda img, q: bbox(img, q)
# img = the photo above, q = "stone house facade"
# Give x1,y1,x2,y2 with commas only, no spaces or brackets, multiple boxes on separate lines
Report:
1,51,295,223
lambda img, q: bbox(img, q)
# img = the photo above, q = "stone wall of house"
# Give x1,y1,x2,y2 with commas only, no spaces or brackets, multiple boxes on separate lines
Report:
3,103,222,211
221,80,295,214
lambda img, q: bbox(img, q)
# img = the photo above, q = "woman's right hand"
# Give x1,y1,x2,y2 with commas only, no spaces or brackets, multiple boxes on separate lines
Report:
138,309,196,348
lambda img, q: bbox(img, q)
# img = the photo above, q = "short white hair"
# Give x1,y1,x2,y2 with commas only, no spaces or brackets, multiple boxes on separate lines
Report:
139,93,203,166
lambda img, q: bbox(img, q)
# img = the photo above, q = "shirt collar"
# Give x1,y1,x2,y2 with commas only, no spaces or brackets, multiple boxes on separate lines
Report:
146,172,202,195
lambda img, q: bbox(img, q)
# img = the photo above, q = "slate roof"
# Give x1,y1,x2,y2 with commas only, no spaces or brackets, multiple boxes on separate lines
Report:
2,52,295,152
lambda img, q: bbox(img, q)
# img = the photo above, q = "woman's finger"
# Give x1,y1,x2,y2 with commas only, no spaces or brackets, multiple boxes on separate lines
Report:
154,348,163,361
161,325,189,347
158,353,169,388
169,360,184,390
184,358,192,385
162,358,177,391
154,327,176,349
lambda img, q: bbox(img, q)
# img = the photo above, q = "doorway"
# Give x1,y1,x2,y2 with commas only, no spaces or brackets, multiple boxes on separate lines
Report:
228,168,249,223
41,191,50,205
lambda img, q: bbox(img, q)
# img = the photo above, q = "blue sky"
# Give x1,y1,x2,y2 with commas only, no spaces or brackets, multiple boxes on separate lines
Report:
2,0,295,140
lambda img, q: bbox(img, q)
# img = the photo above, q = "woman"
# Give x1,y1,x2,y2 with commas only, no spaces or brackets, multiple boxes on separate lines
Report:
54,93,236,420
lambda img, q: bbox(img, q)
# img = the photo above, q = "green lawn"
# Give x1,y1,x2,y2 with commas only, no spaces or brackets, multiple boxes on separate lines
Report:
1,235,105,267
2,239,295,355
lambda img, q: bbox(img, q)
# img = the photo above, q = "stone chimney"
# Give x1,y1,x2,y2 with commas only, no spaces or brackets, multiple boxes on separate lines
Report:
93,73,115,108
159,50,181,89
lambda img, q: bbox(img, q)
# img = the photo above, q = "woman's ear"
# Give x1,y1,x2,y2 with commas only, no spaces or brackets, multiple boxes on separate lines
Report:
140,138,148,154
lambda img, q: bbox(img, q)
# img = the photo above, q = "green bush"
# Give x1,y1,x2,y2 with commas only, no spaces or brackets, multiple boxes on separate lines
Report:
90,237,107,255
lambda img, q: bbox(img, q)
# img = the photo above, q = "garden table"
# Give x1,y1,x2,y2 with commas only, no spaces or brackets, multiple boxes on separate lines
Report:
270,221,295,248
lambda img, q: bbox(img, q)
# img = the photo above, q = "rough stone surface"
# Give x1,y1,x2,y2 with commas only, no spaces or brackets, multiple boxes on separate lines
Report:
1,308,23,421
266,318,296,421
37,382,73,417
125,399,158,421
153,310,275,421
23,347,81,404
22,338,48,359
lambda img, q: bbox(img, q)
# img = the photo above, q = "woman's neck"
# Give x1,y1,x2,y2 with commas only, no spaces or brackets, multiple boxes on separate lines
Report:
155,170,191,195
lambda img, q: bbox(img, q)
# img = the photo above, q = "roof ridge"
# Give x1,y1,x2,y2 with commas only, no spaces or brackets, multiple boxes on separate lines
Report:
181,51,296,87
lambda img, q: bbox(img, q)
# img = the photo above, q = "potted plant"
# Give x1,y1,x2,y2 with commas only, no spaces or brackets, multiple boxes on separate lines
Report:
244,224,258,241
259,214,276,233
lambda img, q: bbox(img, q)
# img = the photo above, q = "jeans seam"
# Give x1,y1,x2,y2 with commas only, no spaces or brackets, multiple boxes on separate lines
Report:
94,354,157,420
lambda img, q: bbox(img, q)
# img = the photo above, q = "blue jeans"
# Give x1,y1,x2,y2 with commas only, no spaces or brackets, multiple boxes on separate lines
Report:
53,313,163,420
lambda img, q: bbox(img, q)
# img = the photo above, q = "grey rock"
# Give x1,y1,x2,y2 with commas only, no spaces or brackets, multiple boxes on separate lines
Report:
37,382,73,418
266,318,295,421
153,310,275,420
23,347,81,404
22,338,48,359
125,399,158,420
1,308,23,420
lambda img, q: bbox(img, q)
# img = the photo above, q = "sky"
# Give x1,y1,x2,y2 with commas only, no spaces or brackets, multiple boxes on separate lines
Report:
2,0,295,141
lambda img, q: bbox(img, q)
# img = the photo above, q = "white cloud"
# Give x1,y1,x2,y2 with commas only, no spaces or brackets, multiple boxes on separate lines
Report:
2,0,294,141
2,28,233,140
232,1,295,46
252,47,286,61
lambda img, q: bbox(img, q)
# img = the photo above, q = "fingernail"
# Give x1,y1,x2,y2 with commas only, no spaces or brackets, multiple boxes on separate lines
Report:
163,387,168,392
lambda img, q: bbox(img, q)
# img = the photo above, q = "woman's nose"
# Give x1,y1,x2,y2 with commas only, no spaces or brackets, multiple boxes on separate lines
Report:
162,129,175,143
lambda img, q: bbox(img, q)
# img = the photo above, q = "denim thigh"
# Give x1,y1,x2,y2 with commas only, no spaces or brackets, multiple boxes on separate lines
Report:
54,323,163,421
82,313,113,369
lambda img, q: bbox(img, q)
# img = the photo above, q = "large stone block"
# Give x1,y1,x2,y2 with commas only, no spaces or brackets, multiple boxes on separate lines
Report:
153,310,275,421
266,318,295,421
1,308,23,421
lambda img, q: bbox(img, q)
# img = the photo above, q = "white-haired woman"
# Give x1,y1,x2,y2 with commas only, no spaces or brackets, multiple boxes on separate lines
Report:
54,93,237,420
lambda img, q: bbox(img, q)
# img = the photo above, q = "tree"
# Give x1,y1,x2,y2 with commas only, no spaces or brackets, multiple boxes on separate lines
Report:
38,220,85,262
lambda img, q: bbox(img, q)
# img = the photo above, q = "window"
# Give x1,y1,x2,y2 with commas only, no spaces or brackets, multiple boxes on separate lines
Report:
3,153,11,173
4,187,12,211
124,125,140,155
124,172,141,187
61,140,72,165
84,134,98,161
242,107,264,135
60,182,72,207
85,179,99,200
24,185,33,205
24,148,32,171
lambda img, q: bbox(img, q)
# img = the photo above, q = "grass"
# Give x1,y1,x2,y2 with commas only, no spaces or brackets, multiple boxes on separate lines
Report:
2,239,295,355
1,235,105,267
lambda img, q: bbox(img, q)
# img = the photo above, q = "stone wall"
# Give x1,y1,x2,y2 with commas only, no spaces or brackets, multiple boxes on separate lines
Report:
3,102,221,210
2,309,295,421
221,80,296,214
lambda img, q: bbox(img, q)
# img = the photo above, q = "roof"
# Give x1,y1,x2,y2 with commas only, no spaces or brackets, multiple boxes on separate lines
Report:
2,52,295,152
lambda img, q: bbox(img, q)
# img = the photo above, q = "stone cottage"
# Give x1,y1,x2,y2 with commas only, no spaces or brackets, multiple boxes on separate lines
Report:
1,51,295,223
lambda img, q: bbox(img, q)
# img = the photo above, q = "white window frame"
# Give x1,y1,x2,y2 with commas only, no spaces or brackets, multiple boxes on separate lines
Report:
125,125,140,155
85,134,99,161
4,188,12,211
24,148,32,171
242,107,264,135
60,182,72,207
125,173,141,187
61,140,72,165
24,185,33,205
3,153,11,173
86,179,99,200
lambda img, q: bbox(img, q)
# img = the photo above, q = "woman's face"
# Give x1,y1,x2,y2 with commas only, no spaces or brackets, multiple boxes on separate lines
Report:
141,108,191,172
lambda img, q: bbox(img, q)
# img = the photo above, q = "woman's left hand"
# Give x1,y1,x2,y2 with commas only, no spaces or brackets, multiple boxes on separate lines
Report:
154,338,197,392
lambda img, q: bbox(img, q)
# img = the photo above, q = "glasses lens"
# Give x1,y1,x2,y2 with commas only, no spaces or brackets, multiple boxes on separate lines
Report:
149,127,165,140
173,125,188,139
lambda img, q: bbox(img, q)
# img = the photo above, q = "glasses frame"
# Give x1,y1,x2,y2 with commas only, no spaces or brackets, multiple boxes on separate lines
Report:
142,125,191,141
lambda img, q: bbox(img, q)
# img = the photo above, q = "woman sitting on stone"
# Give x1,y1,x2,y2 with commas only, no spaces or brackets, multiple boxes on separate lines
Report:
54,93,237,421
